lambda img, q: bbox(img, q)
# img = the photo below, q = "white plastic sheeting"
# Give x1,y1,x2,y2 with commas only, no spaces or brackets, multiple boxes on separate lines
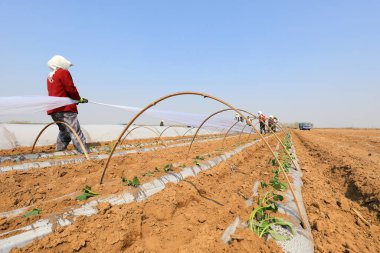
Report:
0,96,254,149
0,96,253,133
90,101,250,132
0,96,77,117
0,124,217,149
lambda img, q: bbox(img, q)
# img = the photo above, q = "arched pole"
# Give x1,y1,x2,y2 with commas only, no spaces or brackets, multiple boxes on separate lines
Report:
187,108,234,155
157,125,177,144
238,124,249,141
212,109,299,172
222,121,241,147
187,108,260,155
222,121,261,148
98,91,306,228
187,107,297,171
121,126,161,145
31,121,89,160
257,117,300,171
182,127,196,137
276,121,291,135
246,122,260,140
235,114,298,172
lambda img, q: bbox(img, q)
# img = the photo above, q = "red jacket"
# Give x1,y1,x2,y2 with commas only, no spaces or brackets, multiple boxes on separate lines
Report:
259,114,266,123
47,69,81,114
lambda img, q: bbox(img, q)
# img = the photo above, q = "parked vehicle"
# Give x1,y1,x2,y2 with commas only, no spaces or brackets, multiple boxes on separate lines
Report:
299,122,312,130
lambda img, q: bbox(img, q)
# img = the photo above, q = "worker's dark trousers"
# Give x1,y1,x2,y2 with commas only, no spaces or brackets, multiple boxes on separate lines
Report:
51,112,90,154
260,122,266,134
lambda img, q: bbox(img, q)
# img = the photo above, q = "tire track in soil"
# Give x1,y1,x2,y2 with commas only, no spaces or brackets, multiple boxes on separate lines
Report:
12,138,284,253
292,130,380,253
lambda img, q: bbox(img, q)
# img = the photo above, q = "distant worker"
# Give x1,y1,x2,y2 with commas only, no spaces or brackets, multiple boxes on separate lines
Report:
273,116,279,131
268,115,276,132
46,55,90,154
160,120,164,126
258,111,267,134
235,113,243,122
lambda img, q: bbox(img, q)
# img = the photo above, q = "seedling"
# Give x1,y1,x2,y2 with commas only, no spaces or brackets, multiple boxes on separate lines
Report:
194,155,204,160
122,176,140,187
248,135,296,241
76,185,99,201
269,177,288,192
23,208,41,218
142,171,154,177
135,143,143,148
164,164,173,172
271,158,279,166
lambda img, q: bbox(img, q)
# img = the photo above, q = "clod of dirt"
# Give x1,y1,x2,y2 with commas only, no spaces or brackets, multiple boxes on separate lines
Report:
336,198,350,211
97,202,112,215
312,220,323,232
0,217,10,230
197,214,207,223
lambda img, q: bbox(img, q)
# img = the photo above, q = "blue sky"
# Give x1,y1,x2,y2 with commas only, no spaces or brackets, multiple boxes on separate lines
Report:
0,0,379,127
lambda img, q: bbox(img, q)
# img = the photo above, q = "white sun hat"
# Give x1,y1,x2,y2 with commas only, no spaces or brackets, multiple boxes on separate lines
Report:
47,55,73,79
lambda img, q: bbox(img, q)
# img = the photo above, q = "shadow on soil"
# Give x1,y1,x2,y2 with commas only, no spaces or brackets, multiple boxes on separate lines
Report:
330,165,380,219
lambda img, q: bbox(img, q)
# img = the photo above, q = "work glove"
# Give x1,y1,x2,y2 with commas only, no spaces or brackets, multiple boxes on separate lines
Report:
78,98,88,103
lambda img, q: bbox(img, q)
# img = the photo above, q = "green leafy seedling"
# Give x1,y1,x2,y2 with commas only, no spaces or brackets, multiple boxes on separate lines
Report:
260,181,268,188
23,208,41,218
269,177,288,192
128,176,140,187
142,171,154,177
194,155,204,160
76,185,99,201
164,164,173,172
122,176,140,187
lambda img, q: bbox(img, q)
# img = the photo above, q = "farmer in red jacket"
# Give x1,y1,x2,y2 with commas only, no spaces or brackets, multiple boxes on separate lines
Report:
47,55,90,154
258,111,267,135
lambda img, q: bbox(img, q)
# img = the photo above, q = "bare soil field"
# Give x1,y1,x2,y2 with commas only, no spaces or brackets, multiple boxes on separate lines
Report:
293,128,380,253
0,134,276,239
9,135,284,253
1,128,378,252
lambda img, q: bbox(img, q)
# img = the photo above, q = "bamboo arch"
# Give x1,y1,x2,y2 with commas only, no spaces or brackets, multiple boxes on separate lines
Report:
187,108,258,154
157,125,179,143
221,121,243,146
238,124,249,140
31,121,90,160
187,108,299,171
182,127,196,137
98,91,306,227
120,126,161,145
224,121,260,146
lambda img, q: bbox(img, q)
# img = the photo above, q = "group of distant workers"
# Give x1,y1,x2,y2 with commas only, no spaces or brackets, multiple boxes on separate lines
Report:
235,111,278,135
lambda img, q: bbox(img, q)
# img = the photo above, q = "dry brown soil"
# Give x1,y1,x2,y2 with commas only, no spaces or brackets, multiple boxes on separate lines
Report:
293,129,380,253
4,129,379,252
7,134,285,252
0,134,269,234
